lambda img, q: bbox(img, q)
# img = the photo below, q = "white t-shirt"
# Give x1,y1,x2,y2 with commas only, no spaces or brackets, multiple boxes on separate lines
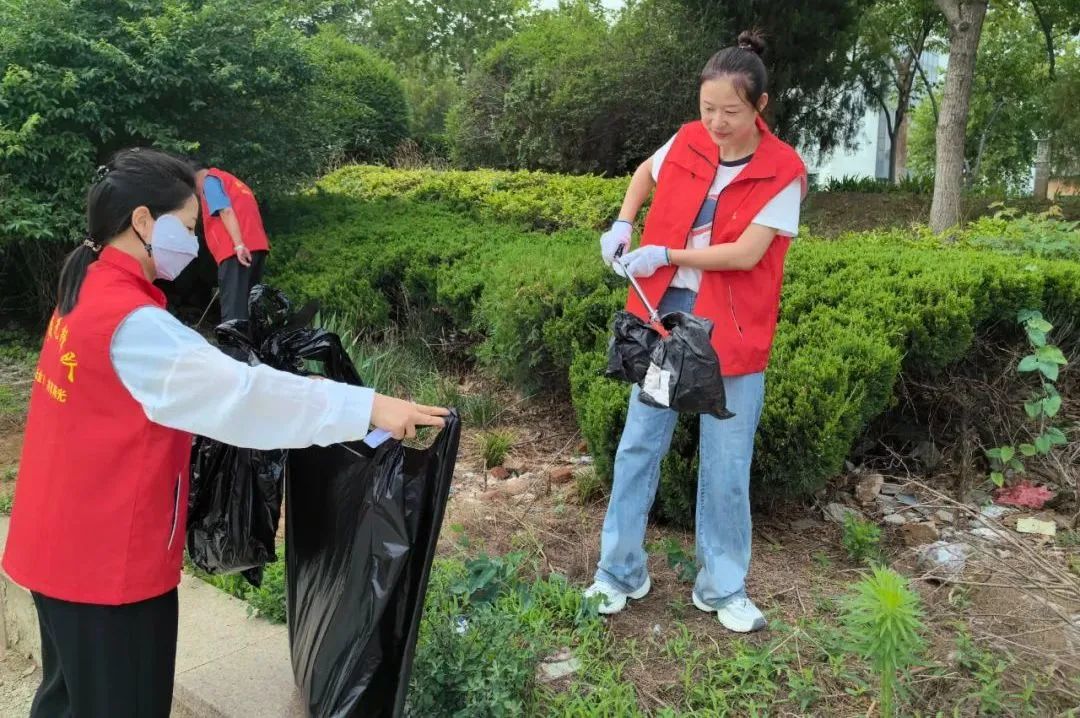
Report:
651,135,802,291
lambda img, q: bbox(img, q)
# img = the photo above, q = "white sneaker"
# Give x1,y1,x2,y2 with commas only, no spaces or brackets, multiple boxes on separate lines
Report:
692,592,767,633
583,575,651,615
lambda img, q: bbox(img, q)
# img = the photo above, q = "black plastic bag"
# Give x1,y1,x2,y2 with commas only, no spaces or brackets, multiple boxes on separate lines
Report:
285,341,460,718
605,310,660,383
186,285,336,587
607,310,733,419
187,440,286,587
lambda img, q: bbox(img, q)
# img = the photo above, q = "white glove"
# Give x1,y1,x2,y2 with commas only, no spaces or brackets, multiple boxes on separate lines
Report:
613,245,670,278
600,220,633,265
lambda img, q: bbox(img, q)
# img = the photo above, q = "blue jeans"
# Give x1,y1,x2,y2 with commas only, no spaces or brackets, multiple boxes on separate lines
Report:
595,287,765,608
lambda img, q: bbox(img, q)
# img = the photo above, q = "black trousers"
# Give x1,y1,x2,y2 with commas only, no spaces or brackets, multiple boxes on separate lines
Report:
30,589,179,718
217,250,268,324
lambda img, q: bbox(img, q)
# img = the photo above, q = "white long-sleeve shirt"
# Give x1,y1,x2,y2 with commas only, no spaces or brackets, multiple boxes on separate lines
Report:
110,306,374,450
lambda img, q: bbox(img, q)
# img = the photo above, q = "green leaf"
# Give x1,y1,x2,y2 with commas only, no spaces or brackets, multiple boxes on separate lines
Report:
990,472,1005,487
1008,458,1025,472
1024,401,1042,418
1046,427,1068,446
1044,395,1062,417
1026,329,1047,348
999,446,1015,463
1036,345,1067,365
1028,317,1052,333
1017,309,1042,324
1019,443,1038,457
1017,355,1039,372
1035,435,1052,453
1038,361,1060,381
985,448,1003,460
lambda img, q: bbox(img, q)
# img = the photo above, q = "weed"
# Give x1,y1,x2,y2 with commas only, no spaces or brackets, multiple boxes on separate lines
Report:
479,430,515,469
842,513,883,564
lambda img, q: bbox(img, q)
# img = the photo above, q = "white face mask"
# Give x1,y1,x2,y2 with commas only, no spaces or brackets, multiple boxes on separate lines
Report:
142,214,199,281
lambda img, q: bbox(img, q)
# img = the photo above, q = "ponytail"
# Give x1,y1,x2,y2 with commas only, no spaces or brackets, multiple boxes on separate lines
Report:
57,241,102,316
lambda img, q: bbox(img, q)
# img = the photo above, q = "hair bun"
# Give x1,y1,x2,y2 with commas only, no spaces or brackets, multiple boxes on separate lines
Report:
736,30,766,56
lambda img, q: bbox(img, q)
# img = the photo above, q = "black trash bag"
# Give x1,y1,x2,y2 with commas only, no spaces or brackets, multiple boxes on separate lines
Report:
605,310,660,383
186,285,326,587
187,440,286,587
286,353,460,718
631,311,734,419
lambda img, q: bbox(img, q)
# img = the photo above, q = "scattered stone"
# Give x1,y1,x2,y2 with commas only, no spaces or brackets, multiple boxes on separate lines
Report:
488,466,510,481
879,482,904,496
512,492,538,505
791,517,825,532
823,503,862,525
503,476,531,495
901,522,941,547
548,466,576,485
538,649,581,682
1016,517,1056,537
884,513,909,526
855,474,885,504
916,541,970,582
980,504,1014,521
896,494,919,507
573,455,594,465
844,460,857,473
935,510,956,524
480,489,506,502
503,459,526,475
876,494,901,514
968,527,1003,542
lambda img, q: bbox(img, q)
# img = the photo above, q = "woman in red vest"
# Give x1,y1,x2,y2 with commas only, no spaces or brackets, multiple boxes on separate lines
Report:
584,31,806,632
3,148,448,717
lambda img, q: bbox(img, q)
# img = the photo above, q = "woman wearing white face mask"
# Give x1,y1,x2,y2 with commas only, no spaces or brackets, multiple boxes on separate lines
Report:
2,148,448,718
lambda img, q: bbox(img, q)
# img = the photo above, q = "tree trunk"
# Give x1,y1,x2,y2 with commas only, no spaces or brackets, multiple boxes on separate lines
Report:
930,0,988,233
1034,136,1051,199
895,113,910,181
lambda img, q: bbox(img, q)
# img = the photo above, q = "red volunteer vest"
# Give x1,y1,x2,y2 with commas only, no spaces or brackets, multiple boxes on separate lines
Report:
3,248,193,605
200,168,271,264
627,117,806,376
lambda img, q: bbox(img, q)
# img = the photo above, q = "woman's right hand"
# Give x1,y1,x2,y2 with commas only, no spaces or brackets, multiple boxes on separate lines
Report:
370,394,449,440
600,221,633,266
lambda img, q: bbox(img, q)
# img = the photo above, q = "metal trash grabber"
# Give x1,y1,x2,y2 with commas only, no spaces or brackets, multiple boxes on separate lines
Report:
613,247,669,338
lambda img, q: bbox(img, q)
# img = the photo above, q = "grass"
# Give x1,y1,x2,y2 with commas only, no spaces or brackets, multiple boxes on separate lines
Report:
0,330,37,428
479,429,515,469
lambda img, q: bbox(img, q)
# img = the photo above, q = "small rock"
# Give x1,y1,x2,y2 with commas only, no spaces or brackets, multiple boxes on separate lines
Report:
884,513,909,526
539,649,581,682
980,504,1014,521
879,482,903,496
512,492,537,505
480,489,506,502
573,455,594,465
1016,517,1056,537
855,474,885,504
652,624,663,637
935,510,955,524
503,459,526,475
844,460,857,473
916,541,970,582
502,476,531,495
876,494,901,514
791,517,825,531
896,493,919,507
549,466,576,485
824,502,862,525
488,466,510,481
21,664,36,678
968,527,1003,542
901,522,940,547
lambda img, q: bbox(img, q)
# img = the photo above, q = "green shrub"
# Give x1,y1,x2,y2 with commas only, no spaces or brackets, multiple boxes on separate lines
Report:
306,31,410,163
268,167,1080,516
822,174,933,194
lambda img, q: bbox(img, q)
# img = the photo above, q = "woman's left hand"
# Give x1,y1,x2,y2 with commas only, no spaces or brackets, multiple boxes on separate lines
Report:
614,245,670,278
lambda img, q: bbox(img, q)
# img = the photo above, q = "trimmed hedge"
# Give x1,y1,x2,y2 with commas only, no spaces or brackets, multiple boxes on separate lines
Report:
267,166,1080,523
